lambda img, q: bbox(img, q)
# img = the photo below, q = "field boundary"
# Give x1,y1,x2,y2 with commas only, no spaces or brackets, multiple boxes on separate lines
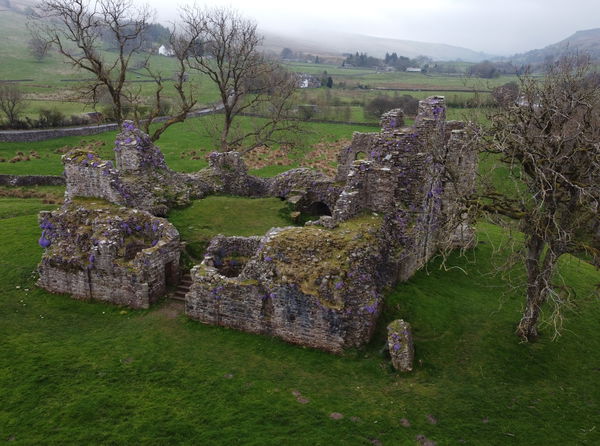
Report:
0,174,65,186
0,105,222,142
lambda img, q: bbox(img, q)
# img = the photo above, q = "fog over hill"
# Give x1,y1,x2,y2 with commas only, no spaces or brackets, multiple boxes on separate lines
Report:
261,30,495,62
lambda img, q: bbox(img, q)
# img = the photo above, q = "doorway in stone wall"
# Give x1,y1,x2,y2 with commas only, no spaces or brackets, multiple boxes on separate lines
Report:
165,261,177,287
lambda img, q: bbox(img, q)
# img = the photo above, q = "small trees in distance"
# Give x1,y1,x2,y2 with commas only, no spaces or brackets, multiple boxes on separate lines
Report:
485,55,600,341
0,83,27,127
364,94,418,119
27,36,49,61
467,61,500,78
280,47,294,60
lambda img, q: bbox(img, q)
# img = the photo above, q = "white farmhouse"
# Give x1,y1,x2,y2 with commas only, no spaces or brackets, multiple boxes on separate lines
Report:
158,45,174,57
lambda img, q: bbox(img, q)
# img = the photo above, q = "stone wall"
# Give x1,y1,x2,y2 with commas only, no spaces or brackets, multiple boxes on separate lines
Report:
59,121,343,219
0,174,65,186
335,109,405,182
38,99,478,354
0,106,220,142
0,123,119,143
37,204,180,309
186,96,478,353
330,96,476,280
63,150,125,206
186,218,385,353
268,168,340,217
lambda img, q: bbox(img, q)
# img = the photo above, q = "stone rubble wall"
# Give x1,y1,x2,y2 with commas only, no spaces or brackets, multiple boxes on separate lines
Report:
186,219,385,353
379,109,405,131
335,132,378,182
0,174,66,187
37,205,180,309
61,121,343,217
38,99,478,354
63,150,126,206
268,168,341,215
203,235,262,266
186,96,478,353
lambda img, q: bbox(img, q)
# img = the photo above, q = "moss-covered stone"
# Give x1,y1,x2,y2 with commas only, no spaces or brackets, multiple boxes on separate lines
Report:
262,215,382,308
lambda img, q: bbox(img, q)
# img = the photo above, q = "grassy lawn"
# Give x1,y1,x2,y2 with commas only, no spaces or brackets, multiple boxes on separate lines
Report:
0,117,377,175
1,195,599,445
168,196,295,262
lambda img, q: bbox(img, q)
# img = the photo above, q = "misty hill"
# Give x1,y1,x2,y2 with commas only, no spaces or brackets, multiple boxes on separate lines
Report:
510,28,600,64
261,30,493,62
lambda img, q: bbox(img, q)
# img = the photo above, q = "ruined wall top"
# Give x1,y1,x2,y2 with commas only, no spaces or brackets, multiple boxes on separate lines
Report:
379,109,404,131
207,151,248,174
115,121,168,172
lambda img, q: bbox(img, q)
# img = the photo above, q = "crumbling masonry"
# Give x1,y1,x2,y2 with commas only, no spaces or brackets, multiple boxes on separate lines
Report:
38,96,477,353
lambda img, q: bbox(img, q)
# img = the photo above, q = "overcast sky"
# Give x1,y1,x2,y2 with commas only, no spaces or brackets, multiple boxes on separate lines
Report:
149,0,600,55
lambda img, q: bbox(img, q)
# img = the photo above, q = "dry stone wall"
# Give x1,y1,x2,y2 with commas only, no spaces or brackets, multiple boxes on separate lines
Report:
0,174,65,186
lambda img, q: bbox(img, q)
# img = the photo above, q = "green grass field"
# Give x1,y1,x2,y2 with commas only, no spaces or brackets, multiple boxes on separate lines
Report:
1,194,599,445
2,9,599,445
0,7,507,131
0,117,377,175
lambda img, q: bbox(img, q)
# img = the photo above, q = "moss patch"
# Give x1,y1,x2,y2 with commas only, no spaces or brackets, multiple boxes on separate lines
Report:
264,214,382,308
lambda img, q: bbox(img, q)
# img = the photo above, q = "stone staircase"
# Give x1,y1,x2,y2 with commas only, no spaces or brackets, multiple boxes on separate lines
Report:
171,271,192,302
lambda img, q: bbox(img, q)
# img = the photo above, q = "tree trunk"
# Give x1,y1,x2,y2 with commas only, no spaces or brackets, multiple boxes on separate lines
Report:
516,284,545,341
516,234,544,340
516,235,560,341
220,112,232,151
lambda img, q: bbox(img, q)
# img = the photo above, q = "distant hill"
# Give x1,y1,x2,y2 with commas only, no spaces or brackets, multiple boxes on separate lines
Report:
261,30,494,62
509,28,600,64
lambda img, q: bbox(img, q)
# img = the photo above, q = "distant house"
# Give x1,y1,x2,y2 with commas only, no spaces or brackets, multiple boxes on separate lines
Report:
296,73,321,89
158,45,174,57
406,67,422,72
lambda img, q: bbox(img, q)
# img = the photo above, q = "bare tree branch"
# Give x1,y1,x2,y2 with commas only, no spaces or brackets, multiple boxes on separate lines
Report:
180,5,301,152
484,54,600,341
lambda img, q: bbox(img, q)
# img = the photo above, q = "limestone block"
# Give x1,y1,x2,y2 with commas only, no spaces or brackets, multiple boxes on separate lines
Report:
387,319,414,372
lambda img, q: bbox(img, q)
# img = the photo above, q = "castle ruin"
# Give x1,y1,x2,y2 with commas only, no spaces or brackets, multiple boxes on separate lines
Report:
37,96,477,353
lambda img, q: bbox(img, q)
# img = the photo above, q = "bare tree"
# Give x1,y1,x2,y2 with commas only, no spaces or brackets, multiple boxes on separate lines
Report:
124,29,200,141
180,6,299,151
28,36,49,61
30,0,151,125
29,0,197,140
483,55,600,341
0,83,27,127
